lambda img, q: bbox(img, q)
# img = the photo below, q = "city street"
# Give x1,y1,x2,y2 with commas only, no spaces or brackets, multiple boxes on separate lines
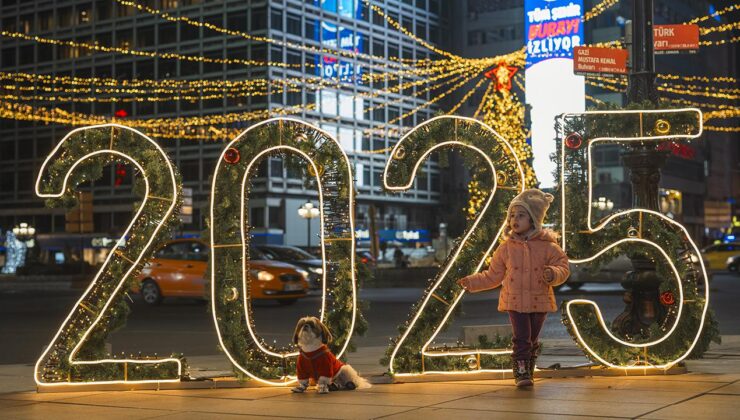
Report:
1,273,737,366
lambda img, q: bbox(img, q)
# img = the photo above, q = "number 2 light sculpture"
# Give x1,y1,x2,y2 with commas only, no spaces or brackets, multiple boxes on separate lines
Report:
384,116,525,376
34,124,182,386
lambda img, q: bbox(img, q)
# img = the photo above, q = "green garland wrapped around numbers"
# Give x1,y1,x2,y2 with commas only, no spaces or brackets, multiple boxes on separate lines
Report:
381,117,528,374
553,101,720,366
209,119,367,381
36,125,185,383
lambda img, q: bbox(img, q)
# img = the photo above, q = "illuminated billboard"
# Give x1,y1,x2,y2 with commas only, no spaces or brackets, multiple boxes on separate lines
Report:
317,22,364,83
315,0,364,83
314,0,365,151
524,0,585,188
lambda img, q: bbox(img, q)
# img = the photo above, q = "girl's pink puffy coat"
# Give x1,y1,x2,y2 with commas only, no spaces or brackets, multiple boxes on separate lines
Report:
464,229,569,313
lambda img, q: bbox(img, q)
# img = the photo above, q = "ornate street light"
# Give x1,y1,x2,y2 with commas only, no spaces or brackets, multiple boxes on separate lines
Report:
12,222,36,247
298,201,320,250
592,197,615,212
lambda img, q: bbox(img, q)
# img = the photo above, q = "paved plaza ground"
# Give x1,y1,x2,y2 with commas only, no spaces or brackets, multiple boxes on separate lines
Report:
1,337,738,419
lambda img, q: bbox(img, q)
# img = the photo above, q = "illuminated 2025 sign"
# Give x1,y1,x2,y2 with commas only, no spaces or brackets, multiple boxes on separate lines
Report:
32,112,710,387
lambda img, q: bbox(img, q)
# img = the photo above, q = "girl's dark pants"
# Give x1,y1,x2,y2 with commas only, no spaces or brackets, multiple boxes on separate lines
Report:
508,311,547,360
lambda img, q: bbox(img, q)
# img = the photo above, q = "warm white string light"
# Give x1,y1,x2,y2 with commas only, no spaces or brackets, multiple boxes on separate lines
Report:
210,118,358,385
34,124,181,386
557,108,710,370
384,116,525,376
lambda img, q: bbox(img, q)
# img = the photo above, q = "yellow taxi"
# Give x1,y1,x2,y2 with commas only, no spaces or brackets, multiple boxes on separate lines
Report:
701,242,740,271
136,239,309,305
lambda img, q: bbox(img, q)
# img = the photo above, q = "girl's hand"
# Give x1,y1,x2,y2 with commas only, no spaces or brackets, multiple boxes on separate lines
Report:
457,277,470,290
543,267,554,284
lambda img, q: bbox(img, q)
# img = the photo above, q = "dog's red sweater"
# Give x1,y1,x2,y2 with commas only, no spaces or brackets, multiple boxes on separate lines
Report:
297,345,344,381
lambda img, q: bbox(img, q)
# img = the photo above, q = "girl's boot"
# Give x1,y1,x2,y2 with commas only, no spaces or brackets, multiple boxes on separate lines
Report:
512,358,533,387
529,342,541,379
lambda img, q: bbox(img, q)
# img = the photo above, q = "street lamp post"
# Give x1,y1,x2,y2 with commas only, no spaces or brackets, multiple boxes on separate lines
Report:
613,0,669,337
592,197,615,215
11,222,36,270
12,222,36,243
298,201,320,251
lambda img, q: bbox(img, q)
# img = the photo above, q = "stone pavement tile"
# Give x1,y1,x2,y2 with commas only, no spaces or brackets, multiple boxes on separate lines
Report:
133,387,289,400
686,359,740,375
151,412,318,419
639,394,740,419
536,376,725,393
267,387,476,407
707,380,740,395
354,381,507,397
47,391,411,419
629,372,740,383
1,401,171,420
0,364,34,377
0,398,35,409
0,364,35,394
432,394,660,417
0,390,106,402
383,407,626,420
481,381,697,405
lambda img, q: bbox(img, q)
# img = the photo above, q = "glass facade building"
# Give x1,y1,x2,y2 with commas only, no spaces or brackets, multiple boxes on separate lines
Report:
0,0,452,254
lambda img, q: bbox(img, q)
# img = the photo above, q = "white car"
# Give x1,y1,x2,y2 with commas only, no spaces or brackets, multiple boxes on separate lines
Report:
565,255,633,290
383,247,437,267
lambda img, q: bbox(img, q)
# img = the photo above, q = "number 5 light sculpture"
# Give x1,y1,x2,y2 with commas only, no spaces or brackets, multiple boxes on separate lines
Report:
557,108,709,370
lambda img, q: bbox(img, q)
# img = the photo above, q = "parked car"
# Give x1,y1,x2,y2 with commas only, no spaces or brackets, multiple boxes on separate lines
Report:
565,255,633,290
255,245,323,289
701,242,740,271
406,247,437,267
382,246,437,268
728,254,740,273
356,249,376,267
136,239,309,305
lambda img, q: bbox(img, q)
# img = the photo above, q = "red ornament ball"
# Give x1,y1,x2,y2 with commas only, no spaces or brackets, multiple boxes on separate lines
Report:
659,291,675,306
565,133,583,149
224,148,240,164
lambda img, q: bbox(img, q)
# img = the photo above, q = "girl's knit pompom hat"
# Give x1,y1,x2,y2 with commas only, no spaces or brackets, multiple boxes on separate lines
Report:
507,189,555,232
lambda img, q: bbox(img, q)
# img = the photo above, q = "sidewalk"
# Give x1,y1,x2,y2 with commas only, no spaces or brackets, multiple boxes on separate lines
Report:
2,337,739,419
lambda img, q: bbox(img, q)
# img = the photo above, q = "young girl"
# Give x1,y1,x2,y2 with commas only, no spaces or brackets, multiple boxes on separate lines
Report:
457,189,569,387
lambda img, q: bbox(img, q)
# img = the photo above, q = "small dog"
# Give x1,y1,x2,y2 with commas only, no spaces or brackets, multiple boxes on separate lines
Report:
291,316,370,394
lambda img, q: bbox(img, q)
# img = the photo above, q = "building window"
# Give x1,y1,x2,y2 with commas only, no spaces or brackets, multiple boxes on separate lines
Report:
78,3,92,24
1,47,15,67
227,11,247,32
430,173,440,192
287,49,302,66
271,9,283,31
159,23,177,44
287,90,302,106
180,160,200,183
372,9,384,26
0,172,14,192
287,13,301,36
305,19,316,38
95,1,112,21
19,14,33,33
58,7,74,28
270,158,283,178
373,40,384,56
372,169,382,187
39,10,54,30
252,8,267,31
251,207,265,228
268,206,283,229
0,141,15,160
